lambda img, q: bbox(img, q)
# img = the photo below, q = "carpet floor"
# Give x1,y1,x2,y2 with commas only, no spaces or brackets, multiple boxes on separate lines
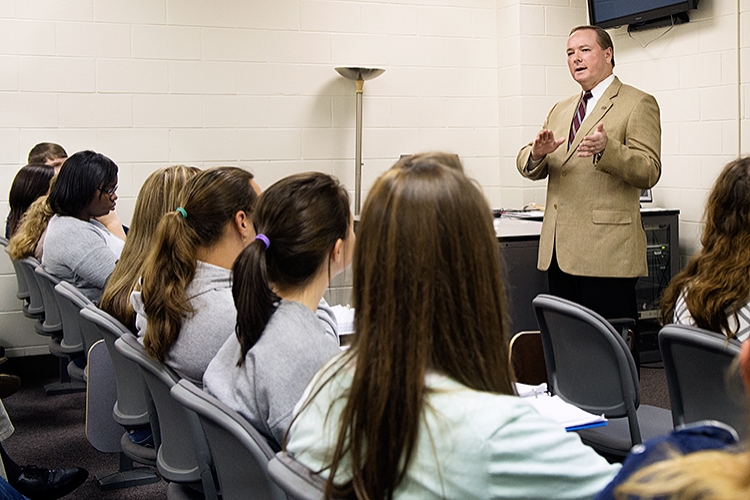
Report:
2,355,167,500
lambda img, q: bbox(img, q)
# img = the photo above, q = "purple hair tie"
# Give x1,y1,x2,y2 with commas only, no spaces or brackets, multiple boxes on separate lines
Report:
254,234,270,250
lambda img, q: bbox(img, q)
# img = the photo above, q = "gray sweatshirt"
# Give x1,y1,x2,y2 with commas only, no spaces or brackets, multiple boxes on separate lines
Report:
203,300,341,449
131,261,235,387
42,215,118,302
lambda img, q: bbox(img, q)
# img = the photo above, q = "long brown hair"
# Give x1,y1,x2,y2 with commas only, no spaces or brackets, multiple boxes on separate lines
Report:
100,165,200,331
661,157,750,338
320,156,514,499
232,172,350,366
141,166,258,363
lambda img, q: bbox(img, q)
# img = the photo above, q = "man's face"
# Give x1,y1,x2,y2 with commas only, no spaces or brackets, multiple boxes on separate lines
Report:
566,29,613,91
45,156,67,174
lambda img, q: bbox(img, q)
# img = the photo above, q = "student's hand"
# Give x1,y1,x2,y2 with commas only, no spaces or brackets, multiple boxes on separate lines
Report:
531,129,565,161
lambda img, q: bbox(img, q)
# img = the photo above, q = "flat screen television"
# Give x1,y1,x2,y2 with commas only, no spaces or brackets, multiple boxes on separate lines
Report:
588,0,697,30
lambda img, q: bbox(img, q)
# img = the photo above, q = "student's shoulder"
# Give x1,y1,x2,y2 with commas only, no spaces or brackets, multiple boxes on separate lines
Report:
47,216,104,244
426,378,537,435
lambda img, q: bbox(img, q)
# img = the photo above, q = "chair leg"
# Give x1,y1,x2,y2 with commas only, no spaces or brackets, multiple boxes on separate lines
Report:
95,453,160,491
44,357,86,396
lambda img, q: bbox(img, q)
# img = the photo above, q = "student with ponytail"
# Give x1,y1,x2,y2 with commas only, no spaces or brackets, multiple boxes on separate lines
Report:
204,172,353,449
133,166,260,386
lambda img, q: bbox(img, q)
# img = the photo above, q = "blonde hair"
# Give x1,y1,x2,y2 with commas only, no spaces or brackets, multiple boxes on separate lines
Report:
615,449,750,499
100,165,200,331
7,195,54,260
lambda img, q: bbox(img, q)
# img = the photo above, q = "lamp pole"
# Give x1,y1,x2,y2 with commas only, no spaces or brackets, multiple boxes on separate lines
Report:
334,67,385,215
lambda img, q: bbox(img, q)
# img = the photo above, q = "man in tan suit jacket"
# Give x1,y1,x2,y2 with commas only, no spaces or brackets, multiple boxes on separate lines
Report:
517,25,661,321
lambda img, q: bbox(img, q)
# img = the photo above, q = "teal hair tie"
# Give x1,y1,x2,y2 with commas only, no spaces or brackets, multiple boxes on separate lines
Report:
176,207,188,218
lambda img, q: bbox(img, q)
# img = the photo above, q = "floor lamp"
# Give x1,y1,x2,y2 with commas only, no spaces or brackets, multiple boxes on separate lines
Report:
334,67,385,216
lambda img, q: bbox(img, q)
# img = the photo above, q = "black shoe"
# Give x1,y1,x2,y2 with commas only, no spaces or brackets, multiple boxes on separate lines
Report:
0,374,21,399
13,466,88,500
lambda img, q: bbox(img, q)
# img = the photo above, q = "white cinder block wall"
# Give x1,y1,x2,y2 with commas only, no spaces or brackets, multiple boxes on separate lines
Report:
0,0,500,355
1,0,748,354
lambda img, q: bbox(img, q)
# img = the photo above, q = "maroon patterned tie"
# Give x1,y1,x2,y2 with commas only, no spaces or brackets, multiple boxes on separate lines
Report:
568,91,593,148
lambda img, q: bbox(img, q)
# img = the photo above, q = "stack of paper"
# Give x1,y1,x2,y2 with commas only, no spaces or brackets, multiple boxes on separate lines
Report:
330,304,355,335
515,383,606,431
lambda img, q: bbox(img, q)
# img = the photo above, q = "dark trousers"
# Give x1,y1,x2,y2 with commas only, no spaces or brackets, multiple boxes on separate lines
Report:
547,252,638,321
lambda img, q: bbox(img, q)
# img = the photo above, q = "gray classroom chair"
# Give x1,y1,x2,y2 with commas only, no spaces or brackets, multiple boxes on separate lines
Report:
659,324,748,440
4,247,32,316
170,379,287,500
18,257,48,326
34,265,86,384
532,294,673,461
79,305,159,491
54,281,102,364
115,333,219,500
267,452,325,500
22,259,84,395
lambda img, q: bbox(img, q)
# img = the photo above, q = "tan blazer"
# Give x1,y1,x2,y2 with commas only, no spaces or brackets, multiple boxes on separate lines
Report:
517,77,661,278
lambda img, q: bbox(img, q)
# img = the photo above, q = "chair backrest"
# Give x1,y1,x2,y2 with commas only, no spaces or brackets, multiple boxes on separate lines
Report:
114,333,217,498
659,324,748,439
80,305,151,428
533,294,642,443
5,249,30,303
171,380,286,500
34,266,67,338
267,452,325,500
55,281,100,355
18,257,45,317
508,330,548,385
0,236,8,247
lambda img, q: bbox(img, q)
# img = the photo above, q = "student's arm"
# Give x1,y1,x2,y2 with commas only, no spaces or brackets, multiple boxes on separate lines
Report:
95,211,127,241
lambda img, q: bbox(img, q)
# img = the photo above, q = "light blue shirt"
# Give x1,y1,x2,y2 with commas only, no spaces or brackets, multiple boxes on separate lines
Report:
287,355,620,500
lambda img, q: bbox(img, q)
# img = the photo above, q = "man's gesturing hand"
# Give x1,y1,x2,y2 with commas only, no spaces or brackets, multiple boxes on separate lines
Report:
531,129,565,161
578,123,608,158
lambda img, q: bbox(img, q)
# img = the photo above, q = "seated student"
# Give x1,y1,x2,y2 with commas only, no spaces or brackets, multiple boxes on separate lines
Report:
100,164,200,333
598,341,750,500
661,157,750,341
133,167,260,386
27,142,67,173
204,172,353,450
100,164,199,447
5,164,54,239
286,157,619,500
42,150,123,303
